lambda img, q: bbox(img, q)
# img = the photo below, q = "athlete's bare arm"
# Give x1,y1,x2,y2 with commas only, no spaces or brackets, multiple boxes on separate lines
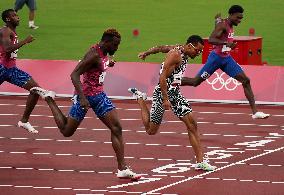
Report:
0,27,34,53
159,50,181,110
138,44,181,60
70,48,100,110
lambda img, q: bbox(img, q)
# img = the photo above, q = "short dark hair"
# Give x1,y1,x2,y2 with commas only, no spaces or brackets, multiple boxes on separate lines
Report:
101,28,121,42
186,35,204,45
228,5,244,14
1,9,14,22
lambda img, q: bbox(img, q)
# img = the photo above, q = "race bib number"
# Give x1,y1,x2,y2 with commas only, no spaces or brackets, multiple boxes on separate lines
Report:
99,72,106,84
172,73,182,86
222,45,231,52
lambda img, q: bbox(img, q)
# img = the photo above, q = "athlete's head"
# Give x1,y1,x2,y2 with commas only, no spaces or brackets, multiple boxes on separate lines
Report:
1,9,19,26
228,5,244,26
184,35,204,59
101,28,121,55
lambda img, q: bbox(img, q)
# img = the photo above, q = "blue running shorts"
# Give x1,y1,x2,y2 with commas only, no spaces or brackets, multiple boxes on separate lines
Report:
0,64,31,87
197,51,243,80
68,92,115,122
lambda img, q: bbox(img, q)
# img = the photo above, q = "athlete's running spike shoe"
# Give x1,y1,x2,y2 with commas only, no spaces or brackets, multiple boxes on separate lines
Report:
18,121,38,134
117,167,142,181
128,88,147,100
30,87,56,100
252,111,270,119
195,161,217,171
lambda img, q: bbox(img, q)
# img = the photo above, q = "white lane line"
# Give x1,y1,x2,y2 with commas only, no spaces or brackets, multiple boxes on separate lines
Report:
214,123,234,125
78,155,94,157
35,139,54,141
142,146,284,195
236,124,256,126
258,125,278,127
38,169,54,171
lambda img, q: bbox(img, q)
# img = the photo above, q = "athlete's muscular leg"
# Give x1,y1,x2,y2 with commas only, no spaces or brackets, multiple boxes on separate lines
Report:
234,72,257,114
180,113,203,163
45,97,81,137
100,109,127,170
21,78,40,123
137,99,160,135
181,76,204,87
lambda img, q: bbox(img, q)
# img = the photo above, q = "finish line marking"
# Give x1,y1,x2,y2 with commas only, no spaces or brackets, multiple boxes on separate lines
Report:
143,146,284,195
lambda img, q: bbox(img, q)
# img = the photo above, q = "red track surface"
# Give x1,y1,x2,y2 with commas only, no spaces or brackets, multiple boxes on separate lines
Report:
0,96,284,195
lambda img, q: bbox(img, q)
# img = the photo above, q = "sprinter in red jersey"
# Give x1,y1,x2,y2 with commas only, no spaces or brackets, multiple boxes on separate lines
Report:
31,29,141,180
0,9,51,133
138,5,270,119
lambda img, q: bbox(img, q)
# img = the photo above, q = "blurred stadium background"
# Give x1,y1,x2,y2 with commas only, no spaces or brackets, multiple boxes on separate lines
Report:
0,0,284,65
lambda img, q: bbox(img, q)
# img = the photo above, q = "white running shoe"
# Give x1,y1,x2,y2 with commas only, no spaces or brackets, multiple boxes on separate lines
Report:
128,88,147,100
252,111,270,119
195,161,216,171
29,24,39,29
117,167,142,181
18,121,38,134
30,87,56,99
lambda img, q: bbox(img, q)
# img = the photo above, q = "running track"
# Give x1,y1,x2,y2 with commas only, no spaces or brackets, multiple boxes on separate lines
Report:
0,96,284,195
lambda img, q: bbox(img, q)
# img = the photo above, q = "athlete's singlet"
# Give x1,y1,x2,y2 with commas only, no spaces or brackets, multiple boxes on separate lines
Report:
81,44,110,96
0,28,18,68
213,19,234,57
157,46,188,90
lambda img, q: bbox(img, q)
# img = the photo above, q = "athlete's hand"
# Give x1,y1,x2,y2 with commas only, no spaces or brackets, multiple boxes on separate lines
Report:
80,96,90,111
24,35,35,44
226,42,237,50
162,99,171,110
215,13,221,20
138,52,148,60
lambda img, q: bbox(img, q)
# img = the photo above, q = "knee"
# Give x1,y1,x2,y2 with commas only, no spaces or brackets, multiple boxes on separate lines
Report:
62,132,74,137
111,125,122,137
187,121,198,134
61,128,75,137
147,130,156,135
240,77,250,86
146,128,158,135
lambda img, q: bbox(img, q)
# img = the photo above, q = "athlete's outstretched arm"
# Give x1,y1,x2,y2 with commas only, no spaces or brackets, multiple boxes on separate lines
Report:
70,48,99,110
1,28,34,53
138,45,180,60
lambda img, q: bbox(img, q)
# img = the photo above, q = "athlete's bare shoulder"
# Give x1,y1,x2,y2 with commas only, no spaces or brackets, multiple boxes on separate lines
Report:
0,26,12,38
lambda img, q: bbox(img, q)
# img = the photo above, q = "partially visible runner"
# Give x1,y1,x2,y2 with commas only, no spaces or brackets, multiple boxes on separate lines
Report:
138,5,270,120
31,28,141,180
129,35,216,171
0,9,46,133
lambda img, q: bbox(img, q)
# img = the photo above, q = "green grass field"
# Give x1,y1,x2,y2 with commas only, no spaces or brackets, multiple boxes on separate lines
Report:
1,0,284,65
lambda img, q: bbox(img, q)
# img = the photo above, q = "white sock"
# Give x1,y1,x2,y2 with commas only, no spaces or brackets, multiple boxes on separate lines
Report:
29,21,34,26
